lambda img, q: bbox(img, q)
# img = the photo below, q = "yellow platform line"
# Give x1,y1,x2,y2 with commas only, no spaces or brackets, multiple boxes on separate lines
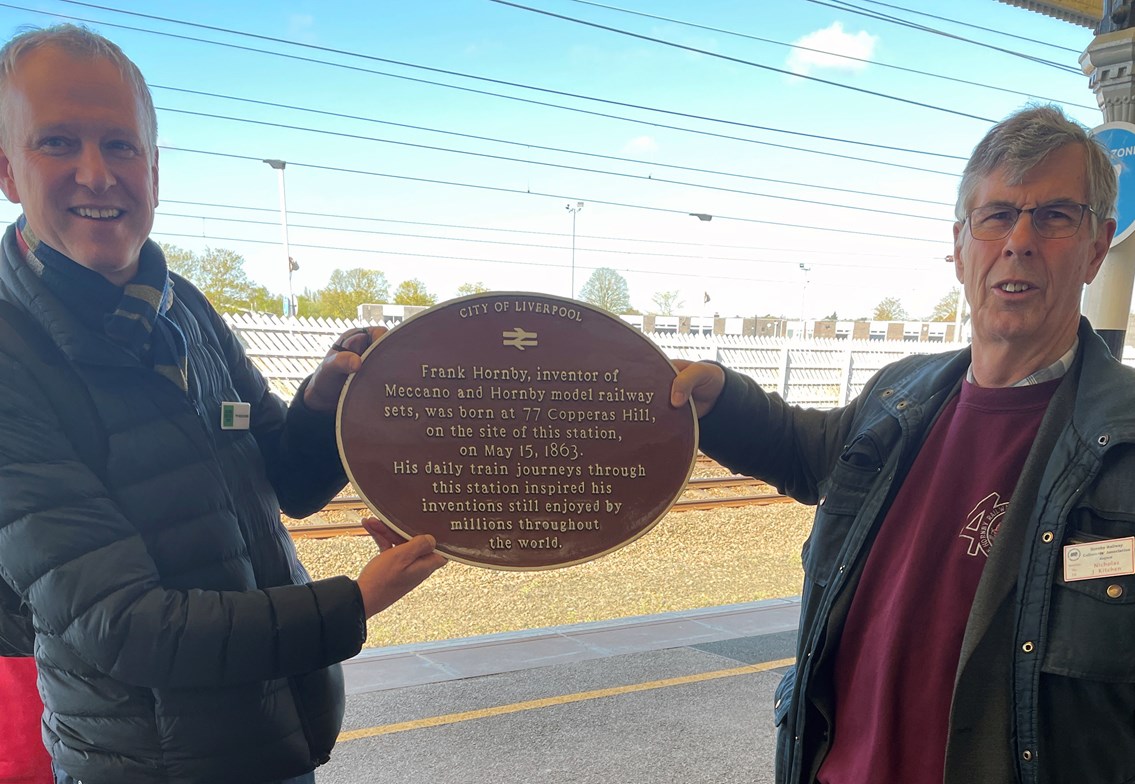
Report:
338,656,794,743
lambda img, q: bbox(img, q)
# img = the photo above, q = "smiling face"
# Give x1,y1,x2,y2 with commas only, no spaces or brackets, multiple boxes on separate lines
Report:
0,44,158,285
953,143,1115,381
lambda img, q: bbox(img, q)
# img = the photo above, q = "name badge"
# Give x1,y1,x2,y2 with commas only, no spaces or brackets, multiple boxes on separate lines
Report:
220,401,251,430
1063,537,1135,582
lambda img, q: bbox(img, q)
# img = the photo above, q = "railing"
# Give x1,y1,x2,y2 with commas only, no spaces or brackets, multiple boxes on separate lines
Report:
223,313,1134,409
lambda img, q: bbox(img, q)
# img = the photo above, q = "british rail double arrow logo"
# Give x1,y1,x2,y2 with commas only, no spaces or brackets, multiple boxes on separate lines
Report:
502,327,538,350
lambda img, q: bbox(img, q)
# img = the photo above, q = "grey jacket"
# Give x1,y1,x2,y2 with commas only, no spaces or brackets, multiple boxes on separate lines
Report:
0,226,366,783
698,319,1135,784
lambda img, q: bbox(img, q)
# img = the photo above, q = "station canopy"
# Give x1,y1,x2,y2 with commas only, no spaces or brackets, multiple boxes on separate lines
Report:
995,0,1102,27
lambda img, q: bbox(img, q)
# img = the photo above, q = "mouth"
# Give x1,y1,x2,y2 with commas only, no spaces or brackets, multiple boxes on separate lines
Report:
71,206,123,220
997,281,1033,293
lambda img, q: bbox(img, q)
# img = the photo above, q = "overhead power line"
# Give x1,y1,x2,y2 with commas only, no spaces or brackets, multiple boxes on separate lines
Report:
850,0,1081,53
811,0,1081,74
489,0,998,122
156,208,949,264
153,84,958,204
161,198,944,260
159,105,959,213
150,230,943,279
566,0,1094,110
159,144,951,245
41,0,976,161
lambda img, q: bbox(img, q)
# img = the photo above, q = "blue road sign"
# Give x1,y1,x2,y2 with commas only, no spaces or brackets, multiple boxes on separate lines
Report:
1093,122,1135,245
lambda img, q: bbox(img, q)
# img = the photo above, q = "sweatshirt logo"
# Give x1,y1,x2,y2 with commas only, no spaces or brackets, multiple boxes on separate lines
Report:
959,491,1007,558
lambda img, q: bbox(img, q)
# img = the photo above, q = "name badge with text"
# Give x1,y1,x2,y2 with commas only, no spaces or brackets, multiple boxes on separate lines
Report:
1063,537,1135,582
220,401,251,430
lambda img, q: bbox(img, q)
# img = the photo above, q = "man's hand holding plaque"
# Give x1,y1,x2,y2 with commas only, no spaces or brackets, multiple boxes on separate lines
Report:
337,293,698,570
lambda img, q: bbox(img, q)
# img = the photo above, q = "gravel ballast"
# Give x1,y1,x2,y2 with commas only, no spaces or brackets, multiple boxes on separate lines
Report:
294,502,814,649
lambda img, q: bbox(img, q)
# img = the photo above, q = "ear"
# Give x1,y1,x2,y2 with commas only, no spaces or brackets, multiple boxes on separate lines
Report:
0,145,22,205
952,221,965,284
1084,217,1117,286
151,147,159,206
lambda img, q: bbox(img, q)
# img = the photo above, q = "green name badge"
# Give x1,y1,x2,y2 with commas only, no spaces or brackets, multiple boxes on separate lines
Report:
220,401,251,430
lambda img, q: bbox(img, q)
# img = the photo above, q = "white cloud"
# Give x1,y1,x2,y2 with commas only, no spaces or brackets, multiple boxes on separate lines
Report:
787,22,878,77
287,14,316,38
622,135,659,155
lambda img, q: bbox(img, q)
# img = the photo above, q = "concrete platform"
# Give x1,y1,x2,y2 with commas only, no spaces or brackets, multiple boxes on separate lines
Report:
342,597,801,693
320,599,801,783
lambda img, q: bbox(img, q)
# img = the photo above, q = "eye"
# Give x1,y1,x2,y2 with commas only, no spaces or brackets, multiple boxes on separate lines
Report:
105,139,140,158
1036,204,1078,223
975,207,1015,225
36,136,73,153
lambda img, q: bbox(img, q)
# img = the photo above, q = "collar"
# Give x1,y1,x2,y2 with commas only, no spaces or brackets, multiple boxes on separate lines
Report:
965,339,1078,388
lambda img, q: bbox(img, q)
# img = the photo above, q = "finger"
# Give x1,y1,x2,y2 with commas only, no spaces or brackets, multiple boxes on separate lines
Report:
670,366,700,407
330,327,371,356
361,517,406,550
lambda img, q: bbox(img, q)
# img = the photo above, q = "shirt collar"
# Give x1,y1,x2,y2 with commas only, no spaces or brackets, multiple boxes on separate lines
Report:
965,338,1079,387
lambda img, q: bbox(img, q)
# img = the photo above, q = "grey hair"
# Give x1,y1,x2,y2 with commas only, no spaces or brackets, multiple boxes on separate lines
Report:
0,24,157,152
955,105,1117,228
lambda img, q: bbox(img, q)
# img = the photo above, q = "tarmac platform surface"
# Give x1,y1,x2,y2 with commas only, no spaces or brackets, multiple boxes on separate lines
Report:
317,598,800,784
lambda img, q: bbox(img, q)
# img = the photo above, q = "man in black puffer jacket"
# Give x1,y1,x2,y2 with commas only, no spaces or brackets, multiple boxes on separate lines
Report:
0,24,446,784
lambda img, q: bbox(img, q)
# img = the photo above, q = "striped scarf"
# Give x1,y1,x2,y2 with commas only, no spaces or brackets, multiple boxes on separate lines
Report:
16,216,188,392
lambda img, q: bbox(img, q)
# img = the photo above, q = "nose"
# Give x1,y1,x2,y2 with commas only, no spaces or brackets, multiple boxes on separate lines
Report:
74,144,116,193
1002,208,1037,257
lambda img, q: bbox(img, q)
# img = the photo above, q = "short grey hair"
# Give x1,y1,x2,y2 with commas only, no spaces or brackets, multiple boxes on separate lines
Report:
955,105,1117,229
0,24,157,153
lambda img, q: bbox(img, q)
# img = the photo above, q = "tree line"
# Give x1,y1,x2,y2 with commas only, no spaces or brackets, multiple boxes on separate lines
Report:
162,245,962,323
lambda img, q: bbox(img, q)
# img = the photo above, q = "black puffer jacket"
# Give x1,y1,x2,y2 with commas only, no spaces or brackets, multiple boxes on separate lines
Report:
0,226,365,783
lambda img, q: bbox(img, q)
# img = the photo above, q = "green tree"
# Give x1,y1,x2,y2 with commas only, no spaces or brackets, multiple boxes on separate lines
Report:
161,243,280,315
650,290,683,315
456,282,490,297
306,268,389,319
580,267,631,314
872,296,909,321
927,287,961,322
393,278,438,306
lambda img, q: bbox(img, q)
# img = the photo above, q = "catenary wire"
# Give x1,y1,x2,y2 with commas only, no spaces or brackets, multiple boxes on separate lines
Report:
565,0,1094,109
46,1,998,140
160,198,947,258
155,210,951,263
489,0,999,122
159,105,959,215
148,230,945,277
160,144,952,245
155,84,962,204
850,0,1082,53
810,0,1081,73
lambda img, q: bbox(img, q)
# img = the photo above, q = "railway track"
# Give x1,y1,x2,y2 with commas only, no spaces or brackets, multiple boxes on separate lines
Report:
287,475,790,540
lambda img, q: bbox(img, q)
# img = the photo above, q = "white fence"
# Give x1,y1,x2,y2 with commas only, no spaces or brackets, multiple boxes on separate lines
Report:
637,332,967,407
225,314,978,408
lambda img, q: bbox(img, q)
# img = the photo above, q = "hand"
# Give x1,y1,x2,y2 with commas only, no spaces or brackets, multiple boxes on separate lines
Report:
303,326,386,412
356,517,447,619
670,359,726,418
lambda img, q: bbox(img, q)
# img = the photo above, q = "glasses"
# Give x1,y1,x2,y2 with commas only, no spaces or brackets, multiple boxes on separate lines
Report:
965,202,1095,241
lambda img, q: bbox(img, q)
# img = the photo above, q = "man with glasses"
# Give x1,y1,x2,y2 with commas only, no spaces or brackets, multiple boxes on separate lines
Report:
671,104,1133,783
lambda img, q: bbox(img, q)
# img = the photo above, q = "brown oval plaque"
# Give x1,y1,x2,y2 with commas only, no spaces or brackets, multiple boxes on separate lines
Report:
337,292,698,570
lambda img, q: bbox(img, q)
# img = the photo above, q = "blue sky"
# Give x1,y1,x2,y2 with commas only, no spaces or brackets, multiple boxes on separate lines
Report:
0,0,1103,320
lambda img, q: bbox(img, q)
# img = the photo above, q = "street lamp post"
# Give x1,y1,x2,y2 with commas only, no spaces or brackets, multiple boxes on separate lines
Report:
263,159,296,316
799,263,812,338
688,213,713,337
566,201,583,298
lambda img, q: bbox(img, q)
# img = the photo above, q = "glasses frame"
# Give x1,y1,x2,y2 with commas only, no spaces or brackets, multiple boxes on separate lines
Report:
965,202,1096,241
